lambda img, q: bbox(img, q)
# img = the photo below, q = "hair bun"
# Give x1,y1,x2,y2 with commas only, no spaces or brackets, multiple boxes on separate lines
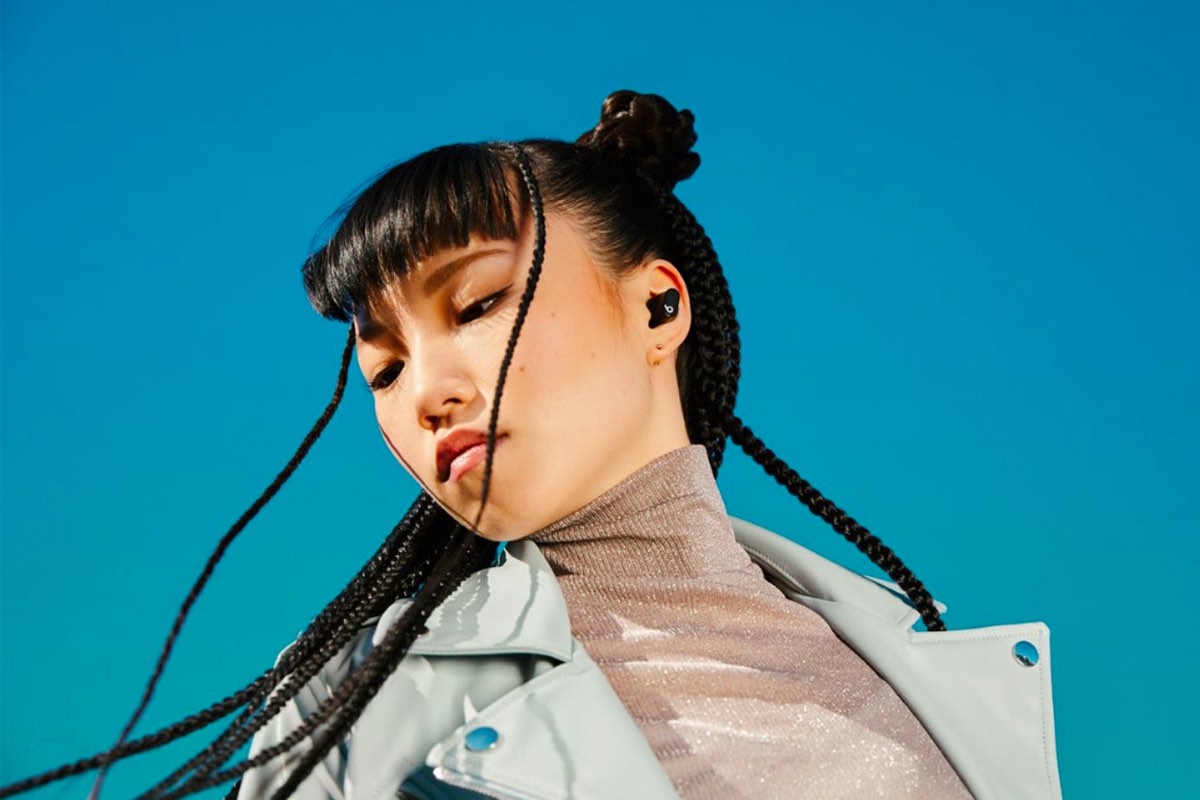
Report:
576,90,700,191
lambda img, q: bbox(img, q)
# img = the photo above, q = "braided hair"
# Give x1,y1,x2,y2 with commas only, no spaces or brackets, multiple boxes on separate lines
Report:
1,90,945,800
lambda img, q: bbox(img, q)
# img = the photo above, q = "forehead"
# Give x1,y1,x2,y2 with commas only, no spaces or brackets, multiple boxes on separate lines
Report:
352,207,626,341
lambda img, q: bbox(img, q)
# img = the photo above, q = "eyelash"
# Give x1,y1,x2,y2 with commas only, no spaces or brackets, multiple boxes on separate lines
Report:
366,287,512,392
457,286,511,324
367,362,404,392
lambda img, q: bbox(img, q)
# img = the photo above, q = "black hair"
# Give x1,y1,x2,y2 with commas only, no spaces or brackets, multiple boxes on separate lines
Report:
0,90,946,800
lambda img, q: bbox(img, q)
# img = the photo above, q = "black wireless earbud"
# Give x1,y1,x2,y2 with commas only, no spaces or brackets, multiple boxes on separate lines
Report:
646,288,681,328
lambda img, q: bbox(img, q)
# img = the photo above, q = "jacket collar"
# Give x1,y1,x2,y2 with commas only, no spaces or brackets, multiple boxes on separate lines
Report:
370,538,575,662
729,515,948,630
367,514,929,663
353,516,1059,800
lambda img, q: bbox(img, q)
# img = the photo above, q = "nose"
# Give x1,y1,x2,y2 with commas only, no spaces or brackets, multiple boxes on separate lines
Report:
411,345,477,434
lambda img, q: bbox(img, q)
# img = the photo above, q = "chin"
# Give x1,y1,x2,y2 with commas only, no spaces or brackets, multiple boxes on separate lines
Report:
470,525,512,544
429,488,524,542
461,509,527,543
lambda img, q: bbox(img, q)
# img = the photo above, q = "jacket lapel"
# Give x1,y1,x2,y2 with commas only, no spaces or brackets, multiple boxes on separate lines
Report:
425,638,679,799
373,541,574,663
418,541,678,799
347,540,678,800
730,515,1062,800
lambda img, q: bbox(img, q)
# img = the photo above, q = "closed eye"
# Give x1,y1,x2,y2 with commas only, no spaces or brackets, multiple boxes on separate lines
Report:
458,287,511,325
368,362,405,392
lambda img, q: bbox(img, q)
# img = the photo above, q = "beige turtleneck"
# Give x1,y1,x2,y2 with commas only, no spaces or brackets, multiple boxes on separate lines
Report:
529,444,973,800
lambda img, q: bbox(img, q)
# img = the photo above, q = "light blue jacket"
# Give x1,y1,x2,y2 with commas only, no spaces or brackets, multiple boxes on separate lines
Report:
237,516,1062,800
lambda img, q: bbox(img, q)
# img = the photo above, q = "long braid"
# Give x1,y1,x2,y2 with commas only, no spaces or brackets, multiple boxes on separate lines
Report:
205,139,550,800
258,533,491,800
3,97,951,800
0,677,271,797
144,527,486,800
472,141,546,530
639,152,947,632
3,325,357,800
652,185,740,474
0,491,439,799
5,598,442,800
137,494,443,799
726,414,946,631
263,489,437,672
152,140,550,800
162,496,445,793
0,329,454,799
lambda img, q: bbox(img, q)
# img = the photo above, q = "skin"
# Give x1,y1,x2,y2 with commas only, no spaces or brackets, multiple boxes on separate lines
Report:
353,206,694,541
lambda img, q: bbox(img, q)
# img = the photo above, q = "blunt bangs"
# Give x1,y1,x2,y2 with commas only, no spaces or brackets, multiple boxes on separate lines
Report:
302,142,524,322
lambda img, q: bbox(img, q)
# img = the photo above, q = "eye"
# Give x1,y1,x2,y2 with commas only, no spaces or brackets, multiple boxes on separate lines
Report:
458,287,511,325
368,361,405,392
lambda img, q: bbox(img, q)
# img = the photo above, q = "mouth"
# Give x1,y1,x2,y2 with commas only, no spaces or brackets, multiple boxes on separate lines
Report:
439,434,508,484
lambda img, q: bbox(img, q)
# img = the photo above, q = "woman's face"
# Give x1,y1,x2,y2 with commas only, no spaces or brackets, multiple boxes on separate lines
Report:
353,206,693,541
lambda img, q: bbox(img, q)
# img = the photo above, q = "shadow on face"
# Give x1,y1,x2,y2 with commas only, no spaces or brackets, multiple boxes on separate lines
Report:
353,205,693,541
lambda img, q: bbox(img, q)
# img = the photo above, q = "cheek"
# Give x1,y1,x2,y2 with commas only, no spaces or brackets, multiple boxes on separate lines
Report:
510,301,645,422
372,398,411,457
372,391,429,467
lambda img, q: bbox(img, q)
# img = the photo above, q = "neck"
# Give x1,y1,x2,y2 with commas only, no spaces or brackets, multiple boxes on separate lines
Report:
528,443,751,579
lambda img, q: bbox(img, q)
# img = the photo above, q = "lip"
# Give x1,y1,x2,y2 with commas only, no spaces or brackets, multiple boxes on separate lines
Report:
436,430,508,484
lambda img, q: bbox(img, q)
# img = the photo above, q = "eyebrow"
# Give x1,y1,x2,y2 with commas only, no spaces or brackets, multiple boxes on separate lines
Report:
356,247,510,343
422,247,509,296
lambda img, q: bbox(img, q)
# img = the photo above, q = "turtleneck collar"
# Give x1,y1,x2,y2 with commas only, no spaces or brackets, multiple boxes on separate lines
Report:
528,443,753,580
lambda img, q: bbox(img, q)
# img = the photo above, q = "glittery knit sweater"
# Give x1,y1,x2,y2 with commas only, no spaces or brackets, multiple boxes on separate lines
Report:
528,444,973,800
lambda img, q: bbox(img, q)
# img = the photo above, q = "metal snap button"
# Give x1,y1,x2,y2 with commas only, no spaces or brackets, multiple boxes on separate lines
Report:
464,726,501,752
1012,640,1039,667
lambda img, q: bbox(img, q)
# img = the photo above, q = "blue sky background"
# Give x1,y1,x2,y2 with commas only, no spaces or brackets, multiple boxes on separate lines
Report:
2,1,1196,797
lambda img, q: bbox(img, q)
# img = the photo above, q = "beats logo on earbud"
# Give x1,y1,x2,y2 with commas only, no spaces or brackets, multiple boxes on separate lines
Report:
646,288,681,328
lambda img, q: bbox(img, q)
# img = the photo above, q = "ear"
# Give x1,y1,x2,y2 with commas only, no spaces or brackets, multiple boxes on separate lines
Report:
631,258,691,367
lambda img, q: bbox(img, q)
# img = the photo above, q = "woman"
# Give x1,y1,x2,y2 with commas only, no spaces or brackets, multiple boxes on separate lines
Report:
0,91,1061,800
